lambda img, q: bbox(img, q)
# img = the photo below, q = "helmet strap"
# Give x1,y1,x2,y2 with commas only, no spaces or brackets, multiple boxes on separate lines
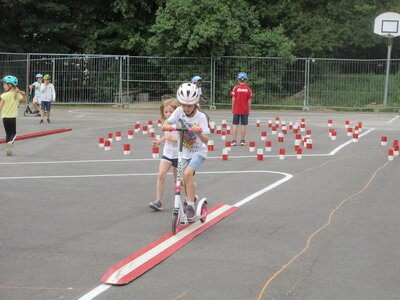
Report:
184,105,197,117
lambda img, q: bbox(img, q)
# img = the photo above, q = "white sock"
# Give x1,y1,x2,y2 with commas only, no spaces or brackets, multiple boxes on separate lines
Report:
187,201,194,207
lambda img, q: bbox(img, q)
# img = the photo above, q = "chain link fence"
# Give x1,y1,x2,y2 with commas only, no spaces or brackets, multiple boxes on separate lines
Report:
1,52,399,109
214,56,307,108
307,58,400,109
121,56,212,105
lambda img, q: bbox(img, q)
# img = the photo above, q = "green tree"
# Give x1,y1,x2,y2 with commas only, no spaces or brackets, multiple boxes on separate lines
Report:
147,0,294,57
0,0,163,55
255,0,400,58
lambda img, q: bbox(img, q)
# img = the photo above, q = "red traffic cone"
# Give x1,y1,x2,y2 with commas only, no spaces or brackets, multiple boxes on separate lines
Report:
222,148,229,160
249,141,256,152
128,130,134,140
123,144,130,155
257,148,264,160
265,140,272,152
104,140,111,151
279,148,285,160
98,138,104,148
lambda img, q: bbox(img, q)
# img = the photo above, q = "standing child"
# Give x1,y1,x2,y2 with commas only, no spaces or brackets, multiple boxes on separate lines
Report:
149,98,180,211
191,76,204,102
163,83,210,220
231,72,253,146
39,74,56,124
0,76,26,156
29,73,43,113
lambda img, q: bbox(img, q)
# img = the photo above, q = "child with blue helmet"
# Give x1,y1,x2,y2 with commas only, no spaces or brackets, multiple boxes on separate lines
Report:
0,75,26,155
29,73,43,113
191,76,204,102
231,72,253,146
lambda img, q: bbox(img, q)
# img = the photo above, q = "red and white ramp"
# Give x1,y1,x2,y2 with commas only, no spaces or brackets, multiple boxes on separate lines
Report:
101,203,238,285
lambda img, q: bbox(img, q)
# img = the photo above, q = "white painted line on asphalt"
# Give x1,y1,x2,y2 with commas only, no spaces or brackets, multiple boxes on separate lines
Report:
329,128,374,155
0,158,158,165
78,283,111,300
0,173,158,180
0,128,374,166
77,170,293,299
0,170,288,181
387,115,399,123
234,172,293,207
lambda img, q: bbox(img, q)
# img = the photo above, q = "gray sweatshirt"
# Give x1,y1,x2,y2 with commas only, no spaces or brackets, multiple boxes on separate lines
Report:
39,83,56,102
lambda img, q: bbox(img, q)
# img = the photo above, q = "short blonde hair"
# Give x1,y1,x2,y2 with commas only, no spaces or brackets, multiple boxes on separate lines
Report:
160,98,180,121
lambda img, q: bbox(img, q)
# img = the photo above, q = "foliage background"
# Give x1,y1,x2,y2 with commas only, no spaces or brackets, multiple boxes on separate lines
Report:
1,0,399,59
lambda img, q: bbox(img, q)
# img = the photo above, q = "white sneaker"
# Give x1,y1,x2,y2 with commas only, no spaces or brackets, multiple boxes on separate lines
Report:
6,142,12,156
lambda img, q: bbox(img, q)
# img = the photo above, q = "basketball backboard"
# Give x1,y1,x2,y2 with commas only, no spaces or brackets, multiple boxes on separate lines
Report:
374,12,400,37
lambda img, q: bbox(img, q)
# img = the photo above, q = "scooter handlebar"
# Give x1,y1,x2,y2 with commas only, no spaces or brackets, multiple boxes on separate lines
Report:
162,126,202,133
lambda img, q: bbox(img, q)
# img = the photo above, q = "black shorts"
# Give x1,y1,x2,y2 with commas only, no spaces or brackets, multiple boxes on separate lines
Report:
232,114,249,125
161,155,178,168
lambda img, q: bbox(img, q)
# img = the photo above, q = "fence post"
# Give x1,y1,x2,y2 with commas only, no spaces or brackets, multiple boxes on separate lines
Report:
25,53,30,93
119,56,123,105
210,57,216,109
52,59,55,85
126,56,129,104
304,58,310,111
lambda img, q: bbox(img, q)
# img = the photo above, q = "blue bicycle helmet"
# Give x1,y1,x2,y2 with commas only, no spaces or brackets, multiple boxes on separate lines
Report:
2,75,18,86
36,73,43,78
191,76,202,84
237,72,248,80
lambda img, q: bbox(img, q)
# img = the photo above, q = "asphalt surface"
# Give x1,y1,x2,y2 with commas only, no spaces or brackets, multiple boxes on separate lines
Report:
0,107,399,300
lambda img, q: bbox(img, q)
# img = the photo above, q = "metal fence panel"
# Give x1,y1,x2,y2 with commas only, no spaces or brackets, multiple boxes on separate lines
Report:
28,54,121,104
307,58,400,109
1,52,399,109
121,56,212,104
214,57,307,108
0,53,29,91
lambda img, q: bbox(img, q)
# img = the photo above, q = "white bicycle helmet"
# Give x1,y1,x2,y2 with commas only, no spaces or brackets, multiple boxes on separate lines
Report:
176,82,200,105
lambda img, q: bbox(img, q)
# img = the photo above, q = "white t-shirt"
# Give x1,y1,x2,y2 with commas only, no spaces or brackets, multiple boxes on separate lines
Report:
167,107,210,159
162,131,179,159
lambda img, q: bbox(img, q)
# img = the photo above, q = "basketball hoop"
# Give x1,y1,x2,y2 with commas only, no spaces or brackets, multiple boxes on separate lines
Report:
374,12,400,108
374,12,400,37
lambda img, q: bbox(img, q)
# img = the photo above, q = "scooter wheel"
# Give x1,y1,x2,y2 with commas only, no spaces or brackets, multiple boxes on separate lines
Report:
172,213,180,234
200,202,208,223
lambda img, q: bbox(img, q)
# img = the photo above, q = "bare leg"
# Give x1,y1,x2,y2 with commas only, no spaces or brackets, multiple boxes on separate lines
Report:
241,125,247,140
183,166,196,204
156,160,172,202
232,124,239,141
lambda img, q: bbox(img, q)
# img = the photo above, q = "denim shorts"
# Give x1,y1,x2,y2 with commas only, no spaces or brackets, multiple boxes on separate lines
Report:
232,114,249,125
182,153,206,171
41,101,51,111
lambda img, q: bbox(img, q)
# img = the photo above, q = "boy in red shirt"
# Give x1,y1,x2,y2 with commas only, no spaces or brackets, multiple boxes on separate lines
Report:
231,72,253,146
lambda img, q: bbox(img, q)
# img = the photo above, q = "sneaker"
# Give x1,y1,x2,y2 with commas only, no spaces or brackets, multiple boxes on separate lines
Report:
39,119,44,124
184,204,195,220
47,119,50,123
6,142,12,156
149,200,163,211
232,140,237,146
184,195,198,207
240,140,246,146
